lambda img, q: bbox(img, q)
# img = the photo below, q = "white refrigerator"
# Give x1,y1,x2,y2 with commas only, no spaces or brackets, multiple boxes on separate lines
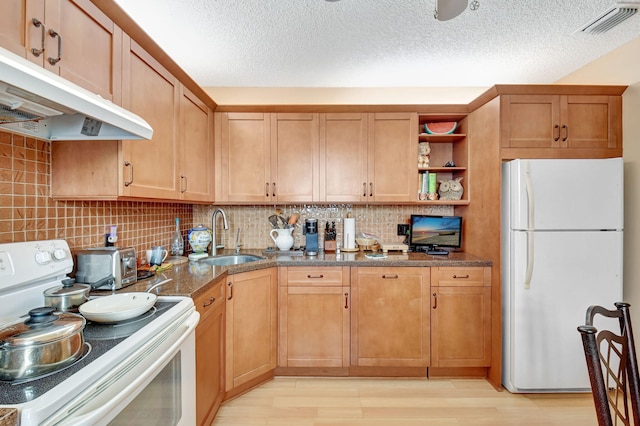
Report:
502,158,624,392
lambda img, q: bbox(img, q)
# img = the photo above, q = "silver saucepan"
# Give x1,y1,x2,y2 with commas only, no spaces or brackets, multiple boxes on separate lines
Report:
0,307,86,381
43,278,91,312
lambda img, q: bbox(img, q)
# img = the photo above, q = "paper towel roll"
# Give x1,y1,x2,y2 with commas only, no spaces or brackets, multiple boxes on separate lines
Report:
343,218,356,249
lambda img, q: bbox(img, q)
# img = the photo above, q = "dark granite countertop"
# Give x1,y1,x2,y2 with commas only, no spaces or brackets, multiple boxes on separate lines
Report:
0,409,17,426
106,249,491,301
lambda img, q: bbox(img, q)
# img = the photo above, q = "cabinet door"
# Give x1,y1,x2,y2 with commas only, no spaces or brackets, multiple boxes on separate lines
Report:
225,268,277,392
563,95,621,150
351,267,430,367
500,94,561,149
217,112,271,202
121,38,180,199
179,86,213,202
367,113,418,201
319,113,368,202
1,0,121,102
431,286,491,367
270,113,319,202
279,286,350,367
195,280,225,426
0,0,41,57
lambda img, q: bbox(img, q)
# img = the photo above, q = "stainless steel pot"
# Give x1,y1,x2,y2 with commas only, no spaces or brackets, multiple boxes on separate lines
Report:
43,278,91,312
0,307,86,381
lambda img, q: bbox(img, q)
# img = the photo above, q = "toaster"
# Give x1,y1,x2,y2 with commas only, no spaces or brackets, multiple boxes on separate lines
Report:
75,247,137,290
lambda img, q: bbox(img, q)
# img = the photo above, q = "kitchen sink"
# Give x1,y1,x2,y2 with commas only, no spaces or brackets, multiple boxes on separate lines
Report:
198,254,265,266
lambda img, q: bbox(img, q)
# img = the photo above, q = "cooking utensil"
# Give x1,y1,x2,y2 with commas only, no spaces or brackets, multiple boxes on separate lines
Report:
0,307,86,381
277,215,287,229
79,292,158,323
268,215,279,228
288,213,299,225
43,278,91,312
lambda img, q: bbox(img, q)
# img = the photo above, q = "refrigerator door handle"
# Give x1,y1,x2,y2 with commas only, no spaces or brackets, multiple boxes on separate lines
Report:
524,162,534,289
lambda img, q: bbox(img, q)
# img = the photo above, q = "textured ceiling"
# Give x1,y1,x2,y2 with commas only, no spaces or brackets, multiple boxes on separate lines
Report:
113,0,640,88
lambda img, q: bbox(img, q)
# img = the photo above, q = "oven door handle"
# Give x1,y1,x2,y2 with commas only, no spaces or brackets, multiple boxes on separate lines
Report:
41,310,199,426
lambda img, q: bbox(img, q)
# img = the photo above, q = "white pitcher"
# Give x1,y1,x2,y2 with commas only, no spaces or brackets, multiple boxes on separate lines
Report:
270,228,294,251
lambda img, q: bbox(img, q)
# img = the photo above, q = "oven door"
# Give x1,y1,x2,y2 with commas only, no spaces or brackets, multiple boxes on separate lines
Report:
42,309,199,426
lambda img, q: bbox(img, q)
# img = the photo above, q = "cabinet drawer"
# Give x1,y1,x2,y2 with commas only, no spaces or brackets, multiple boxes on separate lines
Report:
285,267,347,286
195,279,225,319
431,267,488,287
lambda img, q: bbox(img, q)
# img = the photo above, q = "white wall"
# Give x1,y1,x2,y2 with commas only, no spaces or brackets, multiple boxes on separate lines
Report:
558,36,640,330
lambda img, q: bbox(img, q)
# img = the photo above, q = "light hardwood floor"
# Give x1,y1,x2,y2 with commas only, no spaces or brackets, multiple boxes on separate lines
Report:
212,377,597,425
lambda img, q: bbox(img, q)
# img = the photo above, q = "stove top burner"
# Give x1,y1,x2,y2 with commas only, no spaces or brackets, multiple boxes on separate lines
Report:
3,343,92,386
0,301,178,405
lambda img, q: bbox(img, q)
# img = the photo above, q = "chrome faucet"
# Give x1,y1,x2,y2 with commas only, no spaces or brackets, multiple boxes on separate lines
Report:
210,208,229,256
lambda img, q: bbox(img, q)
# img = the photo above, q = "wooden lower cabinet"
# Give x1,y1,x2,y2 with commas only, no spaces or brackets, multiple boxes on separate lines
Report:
278,267,350,368
225,268,277,392
350,267,431,367
194,278,225,426
430,267,492,368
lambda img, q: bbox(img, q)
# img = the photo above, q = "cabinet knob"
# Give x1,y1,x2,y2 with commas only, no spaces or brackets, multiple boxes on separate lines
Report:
344,292,349,309
307,274,324,279
452,274,470,279
553,124,560,142
432,292,438,309
202,296,215,308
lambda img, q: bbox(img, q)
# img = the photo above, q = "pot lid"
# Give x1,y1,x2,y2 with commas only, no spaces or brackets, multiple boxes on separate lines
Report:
43,278,91,297
190,224,210,232
0,307,85,348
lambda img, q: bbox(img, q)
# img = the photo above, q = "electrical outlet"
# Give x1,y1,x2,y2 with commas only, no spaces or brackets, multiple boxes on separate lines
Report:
397,224,409,236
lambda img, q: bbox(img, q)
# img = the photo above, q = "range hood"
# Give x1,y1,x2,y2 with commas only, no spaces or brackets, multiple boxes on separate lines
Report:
0,47,152,141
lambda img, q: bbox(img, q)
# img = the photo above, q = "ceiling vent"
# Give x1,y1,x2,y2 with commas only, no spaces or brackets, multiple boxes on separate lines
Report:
577,2,639,34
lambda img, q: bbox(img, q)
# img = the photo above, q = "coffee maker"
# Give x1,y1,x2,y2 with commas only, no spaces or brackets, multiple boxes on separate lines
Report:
304,218,319,256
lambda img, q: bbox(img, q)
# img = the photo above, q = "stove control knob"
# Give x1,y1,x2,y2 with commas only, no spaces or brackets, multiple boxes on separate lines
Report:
123,256,136,269
35,250,52,264
52,248,67,261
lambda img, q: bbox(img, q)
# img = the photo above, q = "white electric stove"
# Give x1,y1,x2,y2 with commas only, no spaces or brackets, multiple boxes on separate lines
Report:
0,240,199,425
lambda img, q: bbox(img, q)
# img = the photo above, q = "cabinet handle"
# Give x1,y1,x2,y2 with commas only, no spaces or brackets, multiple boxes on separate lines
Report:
382,274,398,279
272,182,276,197
47,29,62,65
432,292,438,309
124,161,133,186
180,175,187,193
227,282,233,300
344,292,349,309
452,274,470,279
553,124,560,142
369,182,373,197
202,296,215,308
265,182,269,197
31,18,46,57
307,274,324,279
561,124,568,142
363,182,367,197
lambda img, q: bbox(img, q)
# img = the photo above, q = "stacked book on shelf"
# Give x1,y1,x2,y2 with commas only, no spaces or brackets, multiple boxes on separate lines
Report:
418,172,437,200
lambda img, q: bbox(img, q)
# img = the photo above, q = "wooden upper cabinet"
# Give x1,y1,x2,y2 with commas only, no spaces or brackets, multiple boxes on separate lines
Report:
500,94,622,159
215,112,319,203
1,0,122,103
367,112,418,202
216,112,272,203
121,37,180,199
319,113,368,202
270,113,319,202
179,86,213,202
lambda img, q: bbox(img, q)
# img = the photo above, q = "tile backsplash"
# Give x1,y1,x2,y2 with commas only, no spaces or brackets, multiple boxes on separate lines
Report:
2,129,453,256
193,204,454,250
0,131,192,256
